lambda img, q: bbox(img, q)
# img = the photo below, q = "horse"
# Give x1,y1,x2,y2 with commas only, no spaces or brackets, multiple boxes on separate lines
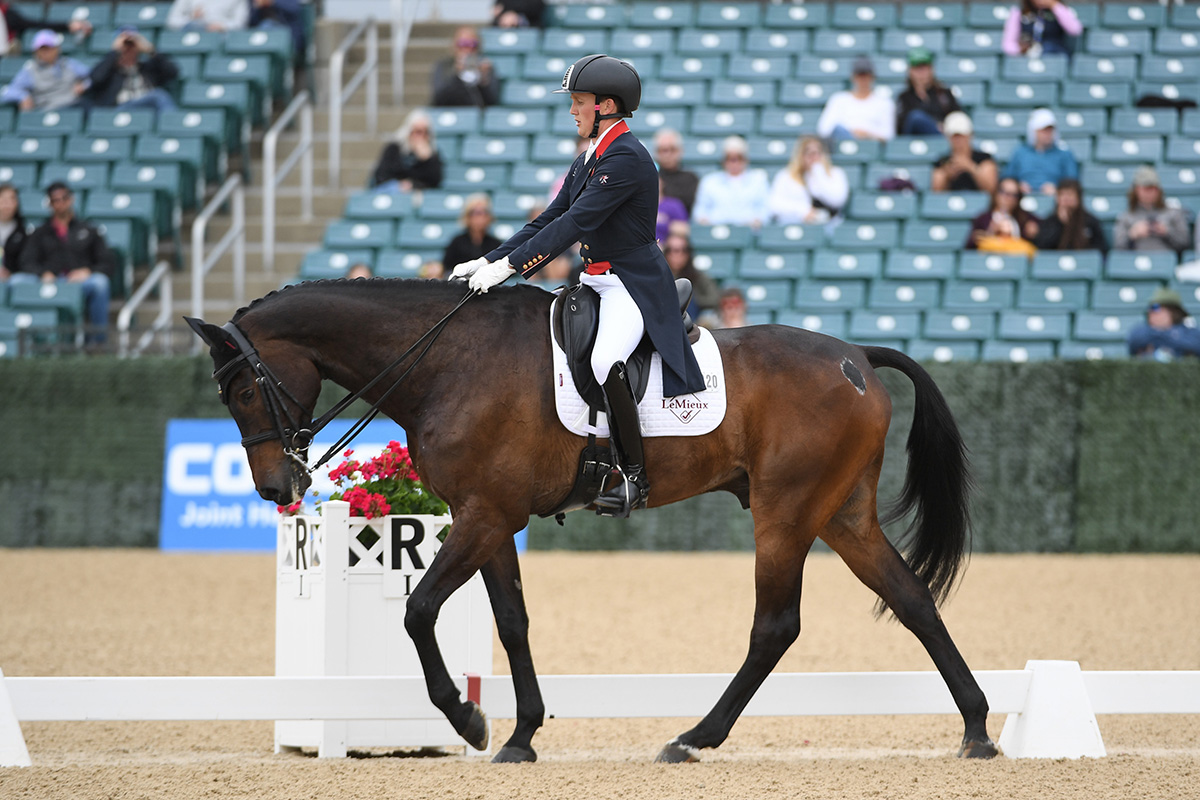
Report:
186,277,998,763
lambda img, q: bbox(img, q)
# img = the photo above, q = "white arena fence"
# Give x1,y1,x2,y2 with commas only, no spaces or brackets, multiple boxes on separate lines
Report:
3,661,1199,767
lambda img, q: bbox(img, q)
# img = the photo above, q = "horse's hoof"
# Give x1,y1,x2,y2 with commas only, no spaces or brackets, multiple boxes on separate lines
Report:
958,737,999,759
460,701,490,751
492,745,537,763
654,741,701,763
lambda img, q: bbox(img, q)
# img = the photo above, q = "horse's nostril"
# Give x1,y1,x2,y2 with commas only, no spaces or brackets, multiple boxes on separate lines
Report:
260,487,282,504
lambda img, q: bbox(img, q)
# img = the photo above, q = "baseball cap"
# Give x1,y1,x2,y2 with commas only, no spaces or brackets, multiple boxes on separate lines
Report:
943,111,973,137
32,29,63,50
1133,165,1161,188
1149,287,1185,314
907,46,934,66
851,56,875,75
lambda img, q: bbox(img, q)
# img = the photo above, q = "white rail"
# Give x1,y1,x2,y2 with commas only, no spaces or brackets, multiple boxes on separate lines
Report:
262,90,314,273
390,0,431,107
190,175,245,340
116,261,174,357
4,663,1200,766
328,18,379,188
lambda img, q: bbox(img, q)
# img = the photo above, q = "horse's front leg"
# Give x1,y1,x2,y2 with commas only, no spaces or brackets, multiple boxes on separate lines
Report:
404,510,513,751
479,535,545,763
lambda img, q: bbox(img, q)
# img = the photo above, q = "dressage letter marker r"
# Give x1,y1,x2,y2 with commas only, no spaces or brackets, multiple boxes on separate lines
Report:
294,518,308,571
390,517,425,571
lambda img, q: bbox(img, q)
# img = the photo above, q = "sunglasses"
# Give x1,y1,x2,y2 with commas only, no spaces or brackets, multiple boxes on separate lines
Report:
48,194,72,204
456,38,479,49
1149,304,1165,312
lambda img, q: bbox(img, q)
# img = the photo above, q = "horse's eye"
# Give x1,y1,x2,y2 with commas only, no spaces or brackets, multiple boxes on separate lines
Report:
239,387,255,404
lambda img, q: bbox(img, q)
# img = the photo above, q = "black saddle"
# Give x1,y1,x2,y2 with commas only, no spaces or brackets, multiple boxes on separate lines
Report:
552,278,698,411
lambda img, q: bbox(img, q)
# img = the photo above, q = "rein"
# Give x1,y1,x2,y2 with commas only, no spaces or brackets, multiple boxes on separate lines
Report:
217,286,477,474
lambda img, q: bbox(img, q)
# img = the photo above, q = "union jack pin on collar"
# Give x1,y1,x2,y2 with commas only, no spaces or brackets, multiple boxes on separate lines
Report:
598,174,609,184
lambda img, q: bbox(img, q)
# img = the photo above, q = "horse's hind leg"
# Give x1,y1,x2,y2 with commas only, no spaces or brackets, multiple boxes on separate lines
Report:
656,517,814,763
479,536,545,763
826,516,997,758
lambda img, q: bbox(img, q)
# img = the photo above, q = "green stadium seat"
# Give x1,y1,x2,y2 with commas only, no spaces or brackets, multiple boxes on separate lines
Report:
1170,3,1200,29
1156,166,1200,194
793,280,867,312
885,251,955,280
0,57,25,84
1081,193,1124,222
709,80,776,107
924,310,996,339
157,29,223,57
811,29,878,56
758,108,819,137
811,249,883,279
15,108,85,137
114,2,173,30
1141,56,1200,83
541,29,610,56
691,223,755,251
757,223,824,251
883,136,948,164
737,250,809,279
727,55,792,81
1094,135,1164,164
831,221,899,251
1017,281,1089,310
527,134,583,165
1135,81,1199,106
982,340,1057,362
0,105,14,133
417,190,470,220
85,109,156,138
899,3,964,28
132,135,202,203
156,109,228,183
344,191,414,221
509,163,558,194
224,28,294,100
479,27,540,53
558,3,627,28
1101,3,1164,28
500,80,559,107
636,107,689,135
745,28,810,56
907,340,981,362
202,55,271,126
776,310,847,339
726,279,794,311
7,280,85,326
987,81,1057,108
395,219,453,250
1085,29,1151,56
848,192,916,221
481,107,548,136
864,163,932,190
38,162,109,192
902,221,969,252
1059,135,1093,164
831,138,882,166
460,135,529,165
680,135,723,167
999,310,1072,339
763,2,830,29
45,1,112,27
1155,30,1200,57
745,135,793,167
676,29,743,56
1031,251,1103,282
777,80,840,108
522,54,574,82
62,134,134,165
873,55,912,83
324,220,394,250
1002,55,1069,83
946,30,1002,57
300,249,375,280
942,280,1016,311
958,253,1027,281
972,108,1023,136
0,163,38,188
442,163,509,193
880,29,948,57
94,218,139,280
179,82,250,149
1056,108,1105,136
84,189,159,252
689,107,757,138
850,310,921,340
1071,312,1140,342
375,250,439,278
920,192,988,221
627,2,696,29
109,161,186,234
697,2,762,28
1070,55,1137,83
643,77,708,106
1018,194,1055,219
868,279,940,311
490,217,524,241
965,2,1011,28
1091,280,1163,312
1058,341,1128,361
617,29,674,62
831,3,896,29
430,107,481,136
690,251,737,280
1081,163,1138,192
975,134,1017,161
0,307,60,348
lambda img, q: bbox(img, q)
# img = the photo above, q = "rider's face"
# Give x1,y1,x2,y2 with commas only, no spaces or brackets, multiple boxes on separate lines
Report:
570,92,596,136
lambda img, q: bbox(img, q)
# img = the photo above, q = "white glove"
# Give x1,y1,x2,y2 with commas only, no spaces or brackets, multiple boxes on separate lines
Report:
450,256,489,281
469,257,516,293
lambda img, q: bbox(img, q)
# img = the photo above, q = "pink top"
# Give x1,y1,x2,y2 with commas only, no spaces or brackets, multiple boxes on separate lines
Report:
1002,3,1083,56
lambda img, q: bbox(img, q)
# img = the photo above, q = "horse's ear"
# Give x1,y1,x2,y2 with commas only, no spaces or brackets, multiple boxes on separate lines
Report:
184,316,236,352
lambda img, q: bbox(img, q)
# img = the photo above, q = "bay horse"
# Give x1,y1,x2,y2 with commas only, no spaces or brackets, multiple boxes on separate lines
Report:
187,277,998,763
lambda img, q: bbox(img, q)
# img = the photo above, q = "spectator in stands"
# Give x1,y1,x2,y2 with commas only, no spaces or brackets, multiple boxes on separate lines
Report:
816,56,895,143
442,193,502,271
692,136,770,228
0,184,30,282
166,0,249,32
83,28,179,113
346,262,372,280
895,47,960,136
492,0,544,28
371,109,444,192
549,138,589,201
528,253,576,288
1033,178,1108,253
1,30,90,111
654,128,700,214
1003,0,1082,58
12,182,112,343
0,4,92,55
250,0,305,63
1002,108,1078,196
656,176,688,242
418,260,444,279
1127,288,1200,361
661,232,718,322
930,112,998,194
1114,166,1191,254
712,287,748,329
966,177,1040,253
767,135,850,225
431,26,500,108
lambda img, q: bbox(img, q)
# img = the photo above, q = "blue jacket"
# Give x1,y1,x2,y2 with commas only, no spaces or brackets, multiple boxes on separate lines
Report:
1001,143,1078,191
487,121,705,398
1127,322,1200,361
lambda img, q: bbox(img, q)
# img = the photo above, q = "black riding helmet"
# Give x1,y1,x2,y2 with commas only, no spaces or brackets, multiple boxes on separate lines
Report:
554,54,641,138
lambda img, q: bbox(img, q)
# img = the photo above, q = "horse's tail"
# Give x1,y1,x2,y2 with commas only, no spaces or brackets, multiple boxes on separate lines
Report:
863,346,973,610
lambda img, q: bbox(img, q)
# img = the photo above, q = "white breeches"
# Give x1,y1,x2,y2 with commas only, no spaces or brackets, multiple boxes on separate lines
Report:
581,271,646,385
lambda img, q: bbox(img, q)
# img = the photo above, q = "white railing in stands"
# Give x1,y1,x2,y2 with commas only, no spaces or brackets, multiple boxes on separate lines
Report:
190,175,245,347
390,0,431,107
262,90,314,273
116,261,174,357
329,18,379,188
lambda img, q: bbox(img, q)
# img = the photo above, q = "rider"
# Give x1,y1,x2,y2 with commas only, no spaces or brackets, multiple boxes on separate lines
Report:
453,54,705,518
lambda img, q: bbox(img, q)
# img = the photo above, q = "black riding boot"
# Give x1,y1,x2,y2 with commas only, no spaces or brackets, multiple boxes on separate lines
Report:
594,361,650,518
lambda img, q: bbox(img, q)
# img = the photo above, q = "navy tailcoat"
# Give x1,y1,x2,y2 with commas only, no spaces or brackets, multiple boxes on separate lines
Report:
486,122,706,398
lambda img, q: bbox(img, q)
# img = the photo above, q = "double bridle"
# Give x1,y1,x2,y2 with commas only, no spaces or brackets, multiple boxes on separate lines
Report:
212,287,476,475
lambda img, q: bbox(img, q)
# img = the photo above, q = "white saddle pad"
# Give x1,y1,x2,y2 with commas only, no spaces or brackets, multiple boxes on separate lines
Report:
550,308,728,438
